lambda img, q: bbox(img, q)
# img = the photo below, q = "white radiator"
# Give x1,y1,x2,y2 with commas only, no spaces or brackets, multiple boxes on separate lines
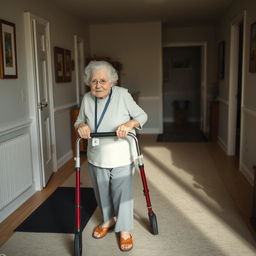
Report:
0,133,33,210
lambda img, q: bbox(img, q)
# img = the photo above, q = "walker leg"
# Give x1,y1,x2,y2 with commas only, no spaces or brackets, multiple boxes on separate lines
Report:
138,165,159,235
74,167,83,256
74,137,83,255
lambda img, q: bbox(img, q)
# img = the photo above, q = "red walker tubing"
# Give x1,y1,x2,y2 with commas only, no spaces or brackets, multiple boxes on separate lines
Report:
75,167,81,231
138,165,153,215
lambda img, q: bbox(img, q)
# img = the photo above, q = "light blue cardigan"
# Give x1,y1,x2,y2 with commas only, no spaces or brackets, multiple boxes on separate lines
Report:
75,86,148,168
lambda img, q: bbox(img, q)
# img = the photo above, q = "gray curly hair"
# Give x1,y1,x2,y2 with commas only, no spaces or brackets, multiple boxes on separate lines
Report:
84,60,118,85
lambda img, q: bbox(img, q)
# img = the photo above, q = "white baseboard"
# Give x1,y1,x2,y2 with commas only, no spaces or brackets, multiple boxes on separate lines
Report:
140,128,162,134
240,162,254,186
0,185,35,222
57,150,73,169
217,136,228,154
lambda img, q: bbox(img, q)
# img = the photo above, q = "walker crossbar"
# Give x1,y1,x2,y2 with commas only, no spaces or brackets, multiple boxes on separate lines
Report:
90,132,141,156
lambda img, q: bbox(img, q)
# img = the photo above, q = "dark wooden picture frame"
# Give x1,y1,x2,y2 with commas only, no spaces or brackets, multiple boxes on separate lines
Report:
54,46,65,82
0,19,18,79
218,40,225,80
249,22,256,73
54,47,72,82
64,49,71,82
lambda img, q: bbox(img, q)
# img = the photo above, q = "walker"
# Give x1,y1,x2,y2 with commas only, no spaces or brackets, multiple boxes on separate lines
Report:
74,132,158,256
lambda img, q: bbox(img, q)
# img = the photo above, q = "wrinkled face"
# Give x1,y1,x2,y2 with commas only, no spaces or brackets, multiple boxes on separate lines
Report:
89,68,113,98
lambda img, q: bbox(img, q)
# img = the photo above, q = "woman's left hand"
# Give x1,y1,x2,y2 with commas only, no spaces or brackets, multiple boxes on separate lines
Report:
116,120,140,138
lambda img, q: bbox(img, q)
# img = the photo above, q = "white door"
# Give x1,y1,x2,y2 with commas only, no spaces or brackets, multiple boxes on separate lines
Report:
33,20,54,186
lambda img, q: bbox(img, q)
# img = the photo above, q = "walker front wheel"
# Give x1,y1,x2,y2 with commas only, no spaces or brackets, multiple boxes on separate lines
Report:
74,232,82,256
149,212,158,235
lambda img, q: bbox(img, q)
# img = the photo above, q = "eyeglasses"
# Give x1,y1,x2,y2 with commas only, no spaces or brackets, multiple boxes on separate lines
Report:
90,79,109,85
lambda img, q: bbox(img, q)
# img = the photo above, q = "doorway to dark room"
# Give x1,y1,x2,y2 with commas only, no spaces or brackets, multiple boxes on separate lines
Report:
158,46,206,142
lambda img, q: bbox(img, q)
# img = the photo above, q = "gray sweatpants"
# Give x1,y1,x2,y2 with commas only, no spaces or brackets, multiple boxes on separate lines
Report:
88,162,135,232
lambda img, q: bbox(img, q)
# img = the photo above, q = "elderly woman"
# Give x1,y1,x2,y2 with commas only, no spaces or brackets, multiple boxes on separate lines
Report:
74,60,147,251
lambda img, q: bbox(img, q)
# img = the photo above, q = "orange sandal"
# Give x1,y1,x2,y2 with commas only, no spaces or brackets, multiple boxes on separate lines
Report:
92,225,115,239
120,235,133,252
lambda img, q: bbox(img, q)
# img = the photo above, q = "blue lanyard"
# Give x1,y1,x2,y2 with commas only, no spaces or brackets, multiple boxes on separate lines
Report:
94,88,112,132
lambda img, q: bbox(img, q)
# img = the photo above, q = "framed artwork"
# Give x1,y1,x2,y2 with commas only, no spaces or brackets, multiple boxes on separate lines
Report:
0,19,18,79
64,49,71,82
54,46,65,82
218,40,225,79
54,46,72,82
249,22,256,73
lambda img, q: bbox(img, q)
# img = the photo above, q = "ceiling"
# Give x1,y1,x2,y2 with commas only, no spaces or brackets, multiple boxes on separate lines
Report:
50,0,233,26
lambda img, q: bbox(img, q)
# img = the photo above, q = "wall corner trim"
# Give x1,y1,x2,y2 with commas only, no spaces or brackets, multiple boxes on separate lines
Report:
0,119,32,137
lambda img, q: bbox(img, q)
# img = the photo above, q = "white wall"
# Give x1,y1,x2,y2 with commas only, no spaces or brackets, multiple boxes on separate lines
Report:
0,0,89,221
218,0,256,183
89,22,163,133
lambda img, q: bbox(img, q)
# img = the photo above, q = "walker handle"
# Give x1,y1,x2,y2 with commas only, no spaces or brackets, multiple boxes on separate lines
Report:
83,131,141,157
90,132,134,138
90,132,117,137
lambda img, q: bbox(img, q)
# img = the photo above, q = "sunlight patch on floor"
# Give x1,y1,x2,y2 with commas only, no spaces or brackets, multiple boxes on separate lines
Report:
138,145,256,254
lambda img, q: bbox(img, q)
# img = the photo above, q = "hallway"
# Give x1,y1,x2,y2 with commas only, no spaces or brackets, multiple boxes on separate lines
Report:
1,135,256,255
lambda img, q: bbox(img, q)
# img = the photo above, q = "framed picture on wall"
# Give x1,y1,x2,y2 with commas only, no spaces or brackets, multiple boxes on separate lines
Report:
0,19,18,79
249,21,256,73
54,46,65,82
64,49,71,82
218,40,225,79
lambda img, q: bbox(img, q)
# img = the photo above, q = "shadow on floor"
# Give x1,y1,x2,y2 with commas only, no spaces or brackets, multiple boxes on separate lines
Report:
157,122,208,142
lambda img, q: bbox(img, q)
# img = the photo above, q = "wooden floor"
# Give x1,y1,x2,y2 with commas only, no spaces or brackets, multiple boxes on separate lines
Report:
0,139,255,247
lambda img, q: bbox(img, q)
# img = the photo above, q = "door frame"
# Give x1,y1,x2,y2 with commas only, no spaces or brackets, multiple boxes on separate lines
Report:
227,10,246,158
24,12,57,190
74,35,85,105
162,42,207,133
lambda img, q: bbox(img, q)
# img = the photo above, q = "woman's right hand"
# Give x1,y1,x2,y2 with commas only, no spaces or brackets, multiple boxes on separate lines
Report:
77,123,91,139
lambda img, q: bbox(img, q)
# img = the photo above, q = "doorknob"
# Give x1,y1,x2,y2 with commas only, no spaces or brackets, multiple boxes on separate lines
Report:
38,102,48,111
